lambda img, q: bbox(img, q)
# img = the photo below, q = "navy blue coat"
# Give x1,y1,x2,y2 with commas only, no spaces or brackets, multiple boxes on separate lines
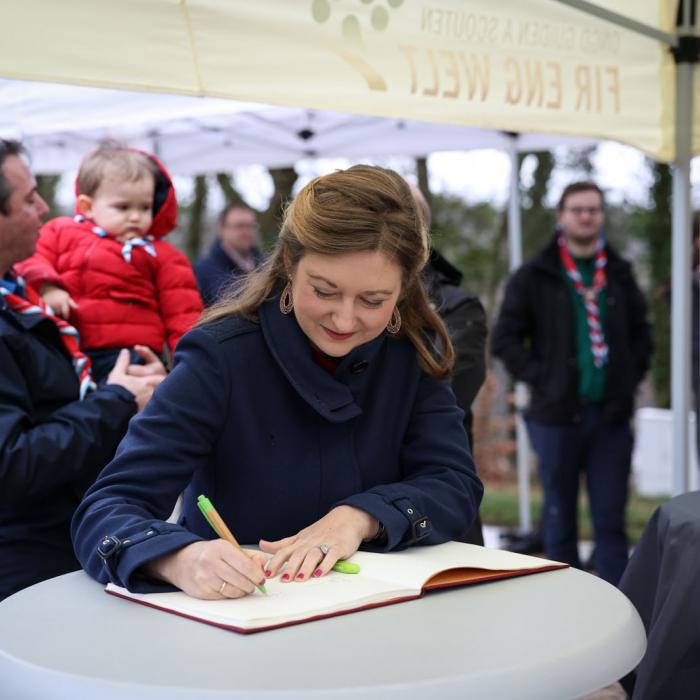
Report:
0,295,136,600
72,294,483,592
194,240,263,306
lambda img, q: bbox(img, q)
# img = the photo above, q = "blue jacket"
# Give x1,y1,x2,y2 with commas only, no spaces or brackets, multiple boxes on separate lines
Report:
72,293,483,592
0,294,136,600
194,240,263,306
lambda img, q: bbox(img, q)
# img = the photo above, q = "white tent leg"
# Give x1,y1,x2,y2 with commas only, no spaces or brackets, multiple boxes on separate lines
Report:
506,135,532,532
671,63,694,496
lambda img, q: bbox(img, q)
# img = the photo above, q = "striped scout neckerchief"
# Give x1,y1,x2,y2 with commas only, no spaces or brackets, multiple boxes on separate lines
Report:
0,274,96,399
75,215,157,264
557,232,609,368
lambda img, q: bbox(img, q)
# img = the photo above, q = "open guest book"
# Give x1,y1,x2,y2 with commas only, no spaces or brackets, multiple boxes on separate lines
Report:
106,541,567,634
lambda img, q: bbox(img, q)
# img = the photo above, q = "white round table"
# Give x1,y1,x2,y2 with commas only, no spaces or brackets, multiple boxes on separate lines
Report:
0,567,645,700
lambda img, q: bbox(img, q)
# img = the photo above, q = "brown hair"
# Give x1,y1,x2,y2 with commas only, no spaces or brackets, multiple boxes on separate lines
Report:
201,164,454,378
557,181,605,212
0,139,25,215
77,143,157,196
218,202,256,227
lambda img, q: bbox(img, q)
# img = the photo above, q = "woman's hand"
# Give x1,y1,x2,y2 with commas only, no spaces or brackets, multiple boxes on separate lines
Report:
143,540,268,600
259,505,379,583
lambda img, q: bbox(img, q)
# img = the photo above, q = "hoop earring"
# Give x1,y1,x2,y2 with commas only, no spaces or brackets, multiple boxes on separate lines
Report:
386,307,401,334
279,281,294,314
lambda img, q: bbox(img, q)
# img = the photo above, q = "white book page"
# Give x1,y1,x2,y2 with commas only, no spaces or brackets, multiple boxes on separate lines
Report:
107,570,416,631
106,543,561,630
350,541,563,589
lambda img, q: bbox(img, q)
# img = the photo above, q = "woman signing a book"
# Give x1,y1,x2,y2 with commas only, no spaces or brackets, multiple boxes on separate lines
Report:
72,165,484,600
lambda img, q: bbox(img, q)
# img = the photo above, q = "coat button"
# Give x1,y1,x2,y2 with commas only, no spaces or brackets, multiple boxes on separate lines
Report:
351,360,369,374
97,535,122,560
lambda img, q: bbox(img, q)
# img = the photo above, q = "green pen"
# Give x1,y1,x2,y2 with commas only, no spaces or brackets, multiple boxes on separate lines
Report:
331,561,361,574
196,495,268,595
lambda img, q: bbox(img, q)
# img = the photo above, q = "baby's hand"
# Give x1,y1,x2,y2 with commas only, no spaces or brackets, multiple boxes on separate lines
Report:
41,284,78,318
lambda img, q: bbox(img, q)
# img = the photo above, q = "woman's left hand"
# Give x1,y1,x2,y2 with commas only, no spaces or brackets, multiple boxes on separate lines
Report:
259,505,379,582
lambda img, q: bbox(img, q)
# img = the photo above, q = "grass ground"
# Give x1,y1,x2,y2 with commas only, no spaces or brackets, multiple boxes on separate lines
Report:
480,480,668,544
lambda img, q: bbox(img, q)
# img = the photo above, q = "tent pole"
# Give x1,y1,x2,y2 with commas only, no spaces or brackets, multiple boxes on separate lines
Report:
671,2,696,496
552,0,676,46
506,134,532,532
671,62,692,496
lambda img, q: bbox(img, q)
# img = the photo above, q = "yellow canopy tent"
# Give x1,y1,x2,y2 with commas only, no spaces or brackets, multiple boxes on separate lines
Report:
0,0,689,161
1,0,697,503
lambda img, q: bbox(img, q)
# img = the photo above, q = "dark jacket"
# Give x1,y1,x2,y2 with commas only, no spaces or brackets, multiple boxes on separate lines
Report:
491,236,652,425
693,277,699,395
72,293,484,593
0,295,136,600
424,250,487,547
194,240,263,306
424,250,487,441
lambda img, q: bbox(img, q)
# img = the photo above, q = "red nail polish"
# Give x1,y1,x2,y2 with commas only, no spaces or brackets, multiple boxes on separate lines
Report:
296,572,305,580
259,579,266,585
313,568,323,577
281,573,290,581
264,570,272,577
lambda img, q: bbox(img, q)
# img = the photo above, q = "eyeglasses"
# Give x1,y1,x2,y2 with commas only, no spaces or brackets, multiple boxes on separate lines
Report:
564,206,603,216
223,222,259,231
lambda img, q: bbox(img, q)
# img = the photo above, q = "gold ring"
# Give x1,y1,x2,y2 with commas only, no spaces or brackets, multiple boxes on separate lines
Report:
218,580,227,596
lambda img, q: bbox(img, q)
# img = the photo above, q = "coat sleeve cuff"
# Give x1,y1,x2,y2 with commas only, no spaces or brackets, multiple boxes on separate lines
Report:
97,522,203,593
335,492,432,551
99,383,138,405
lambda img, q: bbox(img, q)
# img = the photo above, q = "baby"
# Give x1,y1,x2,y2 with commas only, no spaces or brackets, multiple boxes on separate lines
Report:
17,144,203,381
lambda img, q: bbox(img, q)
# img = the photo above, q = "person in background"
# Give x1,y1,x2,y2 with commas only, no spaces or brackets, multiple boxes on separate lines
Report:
17,143,202,382
0,139,165,600
693,212,700,464
411,184,487,546
194,203,264,306
72,165,483,600
492,181,652,586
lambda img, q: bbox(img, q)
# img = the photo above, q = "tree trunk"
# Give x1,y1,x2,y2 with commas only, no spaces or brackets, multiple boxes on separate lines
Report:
259,167,298,250
646,161,672,407
36,175,63,217
184,175,208,261
416,157,432,211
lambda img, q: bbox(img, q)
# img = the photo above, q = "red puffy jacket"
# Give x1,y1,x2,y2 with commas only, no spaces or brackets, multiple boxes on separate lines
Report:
17,152,202,355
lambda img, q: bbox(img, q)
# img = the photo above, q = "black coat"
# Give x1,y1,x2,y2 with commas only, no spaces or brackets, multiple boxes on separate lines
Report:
424,250,487,444
619,492,700,699
0,297,136,600
194,240,263,306
491,237,652,425
424,250,487,547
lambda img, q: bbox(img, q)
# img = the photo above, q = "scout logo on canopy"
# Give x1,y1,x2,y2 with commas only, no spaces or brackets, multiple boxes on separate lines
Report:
309,0,406,91
307,1,624,125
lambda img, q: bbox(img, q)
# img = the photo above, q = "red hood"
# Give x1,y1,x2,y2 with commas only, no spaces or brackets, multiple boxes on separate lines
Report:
74,148,178,240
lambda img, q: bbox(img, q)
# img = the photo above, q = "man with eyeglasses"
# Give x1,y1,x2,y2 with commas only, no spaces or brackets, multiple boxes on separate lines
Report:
492,181,652,586
0,139,165,599
194,203,264,306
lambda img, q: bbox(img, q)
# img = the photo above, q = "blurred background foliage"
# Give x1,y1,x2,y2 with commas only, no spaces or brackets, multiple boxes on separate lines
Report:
36,146,677,408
